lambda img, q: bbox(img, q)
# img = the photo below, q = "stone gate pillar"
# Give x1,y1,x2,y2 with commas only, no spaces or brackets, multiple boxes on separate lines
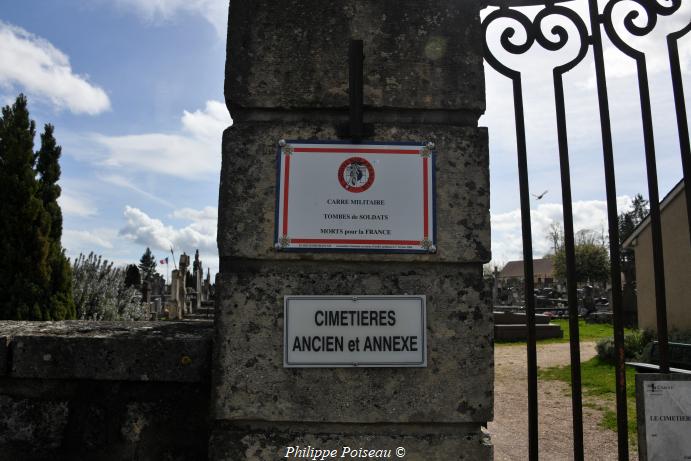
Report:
212,1,492,459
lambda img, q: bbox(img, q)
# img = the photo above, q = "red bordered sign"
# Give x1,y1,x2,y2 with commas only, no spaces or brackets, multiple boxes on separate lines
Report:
274,141,436,253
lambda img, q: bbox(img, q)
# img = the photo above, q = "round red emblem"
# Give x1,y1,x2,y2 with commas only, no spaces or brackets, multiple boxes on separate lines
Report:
337,157,375,193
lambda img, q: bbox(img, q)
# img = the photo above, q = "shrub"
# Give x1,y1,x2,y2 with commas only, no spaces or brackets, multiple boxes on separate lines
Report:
596,330,654,364
72,252,147,321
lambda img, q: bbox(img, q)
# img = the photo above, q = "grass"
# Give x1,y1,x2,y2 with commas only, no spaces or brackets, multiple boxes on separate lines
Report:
496,318,628,346
555,319,632,342
538,356,638,444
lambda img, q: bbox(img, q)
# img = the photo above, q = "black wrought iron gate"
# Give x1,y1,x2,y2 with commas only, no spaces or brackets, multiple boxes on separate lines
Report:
482,1,690,459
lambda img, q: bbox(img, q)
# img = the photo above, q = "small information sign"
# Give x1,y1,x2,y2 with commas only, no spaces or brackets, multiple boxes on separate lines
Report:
275,141,436,253
284,295,427,367
641,379,691,460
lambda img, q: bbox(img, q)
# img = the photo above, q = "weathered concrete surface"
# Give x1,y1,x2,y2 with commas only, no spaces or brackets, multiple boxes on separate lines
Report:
0,321,212,382
218,123,490,263
0,335,8,376
0,321,213,461
210,422,492,461
227,0,485,114
0,381,210,461
212,262,493,423
0,396,68,454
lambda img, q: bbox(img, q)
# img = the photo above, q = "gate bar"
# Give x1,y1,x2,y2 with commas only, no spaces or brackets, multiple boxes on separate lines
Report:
602,0,671,374
513,77,539,461
554,71,585,461
544,6,593,457
481,9,539,456
587,1,629,458
636,60,670,373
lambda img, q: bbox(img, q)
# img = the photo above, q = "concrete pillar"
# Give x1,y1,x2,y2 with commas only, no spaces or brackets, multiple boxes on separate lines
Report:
153,298,161,321
203,270,211,302
179,254,190,315
195,270,202,312
212,1,492,459
169,270,181,320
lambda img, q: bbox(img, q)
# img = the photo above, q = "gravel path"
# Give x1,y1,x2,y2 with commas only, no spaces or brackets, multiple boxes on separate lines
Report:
489,341,638,461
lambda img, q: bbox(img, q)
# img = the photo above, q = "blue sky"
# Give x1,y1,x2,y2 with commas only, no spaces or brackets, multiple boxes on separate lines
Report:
1,0,229,277
0,1,689,277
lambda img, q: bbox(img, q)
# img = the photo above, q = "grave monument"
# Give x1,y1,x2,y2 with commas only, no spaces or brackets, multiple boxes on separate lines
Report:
211,1,492,459
193,250,203,312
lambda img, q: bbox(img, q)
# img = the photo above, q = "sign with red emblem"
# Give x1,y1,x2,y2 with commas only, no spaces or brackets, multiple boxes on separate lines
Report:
275,141,436,253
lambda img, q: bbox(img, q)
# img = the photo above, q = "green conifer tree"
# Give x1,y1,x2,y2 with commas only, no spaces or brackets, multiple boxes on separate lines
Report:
0,95,51,319
36,124,76,319
124,264,142,289
138,248,158,283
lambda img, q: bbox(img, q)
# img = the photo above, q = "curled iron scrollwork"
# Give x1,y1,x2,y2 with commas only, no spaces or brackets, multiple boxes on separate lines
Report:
483,7,534,78
602,0,686,57
483,3,590,79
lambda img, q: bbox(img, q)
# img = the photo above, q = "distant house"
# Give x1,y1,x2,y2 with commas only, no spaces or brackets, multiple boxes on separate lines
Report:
498,257,554,286
623,180,690,332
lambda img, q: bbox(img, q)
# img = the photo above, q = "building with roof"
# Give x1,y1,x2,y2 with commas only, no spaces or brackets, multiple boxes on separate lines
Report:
623,180,690,332
498,257,555,286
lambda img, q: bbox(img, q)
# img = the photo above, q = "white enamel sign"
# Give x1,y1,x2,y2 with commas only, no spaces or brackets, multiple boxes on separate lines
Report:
643,380,691,460
275,141,436,253
284,295,427,367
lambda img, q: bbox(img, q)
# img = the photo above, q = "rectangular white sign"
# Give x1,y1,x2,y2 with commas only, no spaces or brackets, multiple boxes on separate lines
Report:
275,141,436,253
643,380,691,460
284,295,427,367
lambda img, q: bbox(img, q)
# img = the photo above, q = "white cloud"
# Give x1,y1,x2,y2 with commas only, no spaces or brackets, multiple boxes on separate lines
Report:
59,192,98,217
110,0,228,37
491,196,633,266
0,21,110,115
119,205,217,255
63,229,116,251
88,100,231,180
182,100,232,141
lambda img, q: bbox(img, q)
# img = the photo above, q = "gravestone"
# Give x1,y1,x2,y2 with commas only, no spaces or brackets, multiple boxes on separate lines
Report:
193,250,203,312
169,270,182,320
203,269,211,302
179,253,190,314
168,254,191,319
211,1,492,459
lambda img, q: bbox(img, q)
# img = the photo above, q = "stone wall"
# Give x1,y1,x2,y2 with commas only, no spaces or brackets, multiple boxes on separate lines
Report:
226,0,485,116
0,321,213,461
214,0,493,459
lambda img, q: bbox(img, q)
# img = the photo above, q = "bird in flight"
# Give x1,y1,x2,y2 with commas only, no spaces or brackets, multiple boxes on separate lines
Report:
532,190,548,200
